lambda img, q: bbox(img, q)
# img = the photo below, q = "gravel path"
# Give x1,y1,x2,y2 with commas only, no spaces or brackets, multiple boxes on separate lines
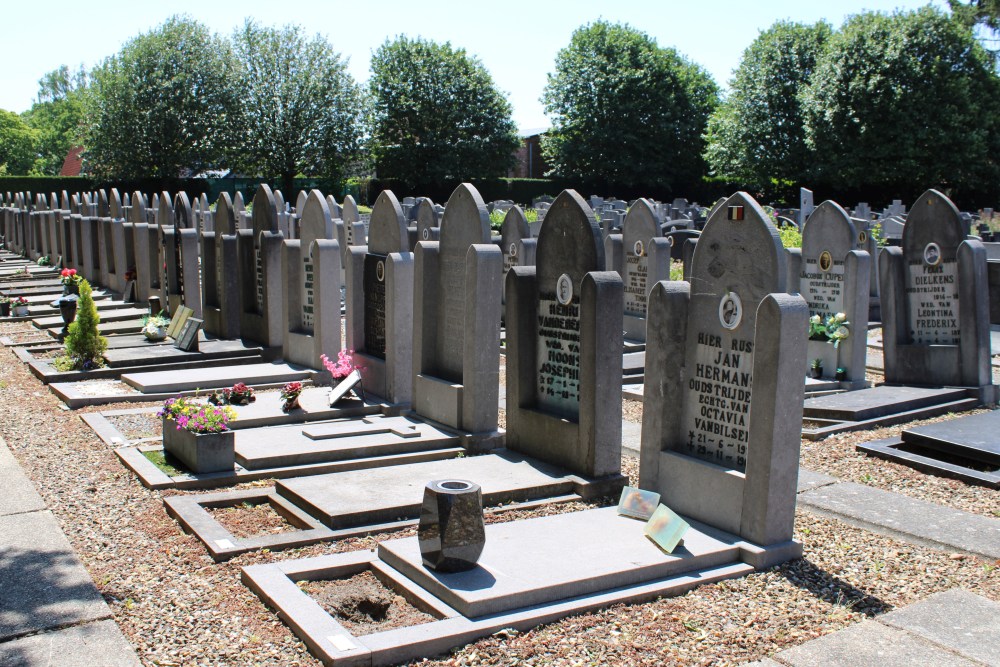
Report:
0,321,995,666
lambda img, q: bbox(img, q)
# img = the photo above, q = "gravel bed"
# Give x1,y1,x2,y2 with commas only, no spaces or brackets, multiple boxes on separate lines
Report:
72,378,141,397
0,320,995,666
105,412,162,441
207,501,297,539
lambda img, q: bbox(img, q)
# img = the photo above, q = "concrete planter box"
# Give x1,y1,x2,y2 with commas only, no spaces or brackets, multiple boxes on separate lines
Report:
162,417,235,474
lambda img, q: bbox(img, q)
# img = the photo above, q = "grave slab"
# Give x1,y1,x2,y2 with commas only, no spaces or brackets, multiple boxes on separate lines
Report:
277,450,613,529
103,339,262,368
774,619,979,667
121,361,313,393
379,506,741,618
32,307,147,330
0,619,141,667
856,437,1000,488
879,588,1000,666
797,481,1000,559
0,511,111,641
899,409,1000,461
802,385,971,421
235,415,459,470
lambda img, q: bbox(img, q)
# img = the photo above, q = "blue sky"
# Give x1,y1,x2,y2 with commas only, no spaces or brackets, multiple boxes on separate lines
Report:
2,0,943,131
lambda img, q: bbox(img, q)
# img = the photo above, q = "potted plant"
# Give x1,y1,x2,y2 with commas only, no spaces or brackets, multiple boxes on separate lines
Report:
280,381,304,412
141,312,170,341
810,358,824,379
10,296,29,317
209,382,256,406
158,395,236,474
60,268,83,295
808,312,850,348
835,367,848,382
37,255,51,267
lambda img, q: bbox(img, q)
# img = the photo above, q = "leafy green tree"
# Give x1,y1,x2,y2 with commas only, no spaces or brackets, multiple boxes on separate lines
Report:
541,21,719,189
369,36,519,185
704,21,831,196
230,21,367,195
0,110,39,175
949,0,1000,60
21,66,88,175
802,7,1000,195
85,15,237,179
62,280,107,369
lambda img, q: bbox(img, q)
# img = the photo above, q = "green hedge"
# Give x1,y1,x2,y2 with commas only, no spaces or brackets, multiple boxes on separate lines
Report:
0,177,91,199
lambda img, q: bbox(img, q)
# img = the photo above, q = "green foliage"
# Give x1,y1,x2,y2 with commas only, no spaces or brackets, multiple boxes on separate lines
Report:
141,449,184,476
62,279,107,369
0,110,39,175
778,225,802,248
85,15,238,179
705,21,831,195
801,7,1000,195
948,0,1000,60
21,66,88,175
541,21,719,189
669,260,685,281
369,36,519,185
230,21,367,194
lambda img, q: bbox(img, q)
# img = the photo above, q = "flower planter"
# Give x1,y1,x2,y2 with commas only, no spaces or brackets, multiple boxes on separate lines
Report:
12,306,29,317
162,417,235,474
0,303,9,317
62,283,79,296
143,325,168,342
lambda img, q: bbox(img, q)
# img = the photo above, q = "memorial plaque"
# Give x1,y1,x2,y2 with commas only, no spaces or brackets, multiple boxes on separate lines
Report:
174,317,202,352
363,254,387,359
905,243,960,345
621,199,659,316
643,504,689,553
166,305,194,339
329,369,362,406
617,486,660,520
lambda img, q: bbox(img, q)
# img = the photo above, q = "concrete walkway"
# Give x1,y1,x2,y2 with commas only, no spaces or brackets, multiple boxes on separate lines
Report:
0,437,140,666
747,588,1000,666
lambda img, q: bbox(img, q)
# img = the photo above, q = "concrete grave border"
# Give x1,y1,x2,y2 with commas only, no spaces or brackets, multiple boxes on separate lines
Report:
857,438,1000,488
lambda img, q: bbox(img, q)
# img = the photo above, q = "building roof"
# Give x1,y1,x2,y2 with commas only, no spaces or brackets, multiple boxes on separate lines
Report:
59,146,84,177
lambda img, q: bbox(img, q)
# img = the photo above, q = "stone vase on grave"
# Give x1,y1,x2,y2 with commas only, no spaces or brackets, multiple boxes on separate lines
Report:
418,479,486,573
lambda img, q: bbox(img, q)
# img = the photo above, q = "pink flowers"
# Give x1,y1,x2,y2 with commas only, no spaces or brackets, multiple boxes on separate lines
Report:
320,349,357,380
158,395,234,433
60,268,82,286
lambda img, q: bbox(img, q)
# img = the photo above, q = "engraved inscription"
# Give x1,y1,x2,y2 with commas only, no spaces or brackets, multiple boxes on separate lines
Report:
801,258,844,318
682,332,753,471
254,247,264,314
623,252,649,315
905,258,959,344
363,254,387,358
437,252,466,380
302,253,314,331
536,294,581,419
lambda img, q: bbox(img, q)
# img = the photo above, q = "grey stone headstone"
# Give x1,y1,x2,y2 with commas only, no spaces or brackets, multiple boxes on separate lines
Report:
416,198,440,243
641,191,808,549
109,189,123,219
505,189,624,479
237,184,285,347
412,183,501,441
500,206,534,295
201,192,239,339
799,187,814,227
879,189,994,398
344,189,414,404
799,200,871,386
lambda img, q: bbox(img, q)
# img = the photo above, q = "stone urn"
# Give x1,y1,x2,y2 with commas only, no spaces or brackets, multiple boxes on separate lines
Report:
418,479,486,572
11,305,29,317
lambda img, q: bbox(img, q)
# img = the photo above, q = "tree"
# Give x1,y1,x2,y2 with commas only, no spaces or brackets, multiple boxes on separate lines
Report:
704,21,832,196
230,21,367,195
62,280,108,370
84,15,237,179
541,21,719,190
369,36,519,185
0,110,39,175
949,0,1000,60
802,7,1000,196
21,66,88,175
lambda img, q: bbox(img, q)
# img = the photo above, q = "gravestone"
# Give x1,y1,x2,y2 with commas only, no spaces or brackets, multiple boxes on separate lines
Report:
282,190,341,369
505,189,626,479
799,188,814,227
155,192,174,309
168,192,202,318
880,189,994,401
338,195,366,261
237,184,285,348
325,195,342,220
412,183,502,447
344,190,413,405
201,192,240,339
129,192,158,302
796,201,871,388
640,191,807,555
415,198,440,243
499,206,536,305
614,198,671,342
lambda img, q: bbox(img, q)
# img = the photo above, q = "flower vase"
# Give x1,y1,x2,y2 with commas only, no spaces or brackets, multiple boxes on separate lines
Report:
63,283,79,296
282,397,300,412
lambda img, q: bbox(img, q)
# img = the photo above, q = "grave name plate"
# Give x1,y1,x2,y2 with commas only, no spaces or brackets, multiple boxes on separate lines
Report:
363,253,387,359
174,317,203,352
905,250,959,345
623,247,649,315
801,256,844,319
536,282,582,418
302,253,314,329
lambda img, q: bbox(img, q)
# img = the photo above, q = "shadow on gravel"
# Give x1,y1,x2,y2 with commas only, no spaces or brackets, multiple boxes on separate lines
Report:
778,557,890,617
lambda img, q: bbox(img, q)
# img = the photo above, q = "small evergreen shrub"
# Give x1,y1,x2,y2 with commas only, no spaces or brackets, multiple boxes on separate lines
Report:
58,279,108,370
